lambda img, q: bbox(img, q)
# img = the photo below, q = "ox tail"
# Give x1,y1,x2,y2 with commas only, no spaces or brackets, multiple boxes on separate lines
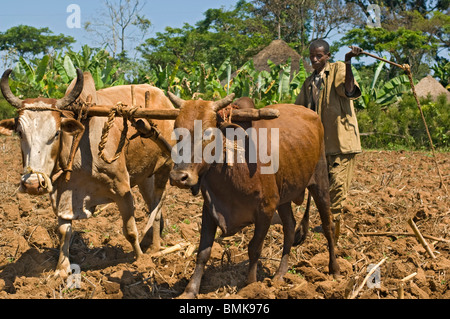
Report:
293,191,311,246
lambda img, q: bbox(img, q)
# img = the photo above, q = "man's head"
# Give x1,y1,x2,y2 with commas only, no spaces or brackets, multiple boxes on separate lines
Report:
309,39,331,73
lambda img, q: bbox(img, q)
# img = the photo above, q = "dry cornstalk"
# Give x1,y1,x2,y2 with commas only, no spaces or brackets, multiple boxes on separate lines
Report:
358,231,450,244
150,242,189,258
398,283,405,299
407,218,436,259
348,258,387,299
185,244,196,258
401,272,417,282
397,272,417,299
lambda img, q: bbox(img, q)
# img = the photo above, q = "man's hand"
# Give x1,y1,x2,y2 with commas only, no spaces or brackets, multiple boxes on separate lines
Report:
344,46,362,95
345,46,363,62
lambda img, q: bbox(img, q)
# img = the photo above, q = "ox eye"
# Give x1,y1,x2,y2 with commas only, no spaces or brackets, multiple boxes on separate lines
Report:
49,131,61,143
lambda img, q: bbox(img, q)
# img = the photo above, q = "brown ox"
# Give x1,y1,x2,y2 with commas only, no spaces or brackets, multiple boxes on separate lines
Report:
0,69,174,278
167,92,339,298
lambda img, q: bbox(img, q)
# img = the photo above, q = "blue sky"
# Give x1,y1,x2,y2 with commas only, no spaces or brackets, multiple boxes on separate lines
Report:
0,0,239,52
0,0,357,62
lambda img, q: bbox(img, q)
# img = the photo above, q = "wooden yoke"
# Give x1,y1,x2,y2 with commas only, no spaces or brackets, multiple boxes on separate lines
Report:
83,105,280,121
69,88,281,165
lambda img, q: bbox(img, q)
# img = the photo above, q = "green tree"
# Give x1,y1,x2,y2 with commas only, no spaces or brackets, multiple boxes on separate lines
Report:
0,25,75,59
251,0,358,54
138,1,271,70
342,26,439,78
342,1,449,77
431,56,450,89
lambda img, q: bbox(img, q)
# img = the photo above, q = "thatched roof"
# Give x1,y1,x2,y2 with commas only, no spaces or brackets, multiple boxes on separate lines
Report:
415,75,450,102
251,39,301,76
223,39,303,85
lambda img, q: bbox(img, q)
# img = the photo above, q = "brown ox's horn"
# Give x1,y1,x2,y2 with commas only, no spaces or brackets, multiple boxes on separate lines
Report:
1,69,23,109
167,91,185,109
55,68,84,109
212,93,235,112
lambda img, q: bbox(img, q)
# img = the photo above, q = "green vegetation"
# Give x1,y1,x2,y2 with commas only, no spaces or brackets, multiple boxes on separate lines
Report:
357,94,449,150
0,0,448,151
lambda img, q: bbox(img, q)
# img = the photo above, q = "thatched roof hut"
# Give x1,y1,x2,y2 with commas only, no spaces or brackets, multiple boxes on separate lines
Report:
223,39,304,85
415,75,450,102
251,39,301,77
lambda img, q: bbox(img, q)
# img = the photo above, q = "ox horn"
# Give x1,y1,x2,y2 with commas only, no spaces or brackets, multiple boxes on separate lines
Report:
1,69,23,109
212,93,235,112
55,68,84,109
167,91,185,109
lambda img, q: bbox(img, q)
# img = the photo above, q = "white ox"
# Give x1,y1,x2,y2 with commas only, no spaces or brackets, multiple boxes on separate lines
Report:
0,69,174,278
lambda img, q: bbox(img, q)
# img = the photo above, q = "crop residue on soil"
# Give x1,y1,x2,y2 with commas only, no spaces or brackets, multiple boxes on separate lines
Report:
0,135,449,299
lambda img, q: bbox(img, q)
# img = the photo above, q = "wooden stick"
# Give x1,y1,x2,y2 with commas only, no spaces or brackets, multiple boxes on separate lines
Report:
86,106,180,119
407,218,436,259
359,49,405,69
131,85,136,107
403,65,447,193
358,231,450,244
83,106,280,121
356,47,447,192
348,258,387,299
228,108,281,121
145,91,150,108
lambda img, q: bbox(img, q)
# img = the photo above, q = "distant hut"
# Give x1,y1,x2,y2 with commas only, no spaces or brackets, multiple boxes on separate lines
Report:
415,75,450,102
223,39,304,86
251,39,302,78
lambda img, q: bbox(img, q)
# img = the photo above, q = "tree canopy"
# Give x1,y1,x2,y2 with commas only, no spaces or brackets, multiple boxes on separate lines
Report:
138,0,271,69
0,25,75,58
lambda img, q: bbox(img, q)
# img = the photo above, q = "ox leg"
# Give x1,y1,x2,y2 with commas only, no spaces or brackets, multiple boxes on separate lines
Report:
55,217,72,279
272,203,295,282
246,213,272,285
180,204,217,299
117,192,143,259
308,156,340,277
139,167,170,253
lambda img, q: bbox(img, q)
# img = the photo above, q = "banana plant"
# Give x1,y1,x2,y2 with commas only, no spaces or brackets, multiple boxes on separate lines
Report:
10,55,66,98
353,59,412,108
64,45,125,89
375,74,411,106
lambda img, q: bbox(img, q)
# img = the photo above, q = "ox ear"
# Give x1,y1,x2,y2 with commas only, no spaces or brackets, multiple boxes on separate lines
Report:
167,91,185,109
0,118,16,136
61,118,85,136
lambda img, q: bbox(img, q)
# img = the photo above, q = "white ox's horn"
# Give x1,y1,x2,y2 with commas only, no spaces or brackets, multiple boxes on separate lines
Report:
55,68,84,109
1,69,23,109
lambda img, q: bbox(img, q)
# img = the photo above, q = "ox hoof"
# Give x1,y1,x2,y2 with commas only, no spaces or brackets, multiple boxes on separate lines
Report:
272,274,284,283
54,268,70,280
332,273,342,280
177,291,196,299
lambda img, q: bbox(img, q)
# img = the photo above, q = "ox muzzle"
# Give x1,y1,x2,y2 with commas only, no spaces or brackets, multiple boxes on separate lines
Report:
20,167,53,195
170,169,201,196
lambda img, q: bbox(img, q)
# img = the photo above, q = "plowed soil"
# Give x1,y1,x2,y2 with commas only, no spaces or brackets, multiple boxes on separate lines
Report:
0,135,449,299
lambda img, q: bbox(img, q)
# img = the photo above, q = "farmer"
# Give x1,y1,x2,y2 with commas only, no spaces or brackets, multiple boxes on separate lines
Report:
295,39,363,237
